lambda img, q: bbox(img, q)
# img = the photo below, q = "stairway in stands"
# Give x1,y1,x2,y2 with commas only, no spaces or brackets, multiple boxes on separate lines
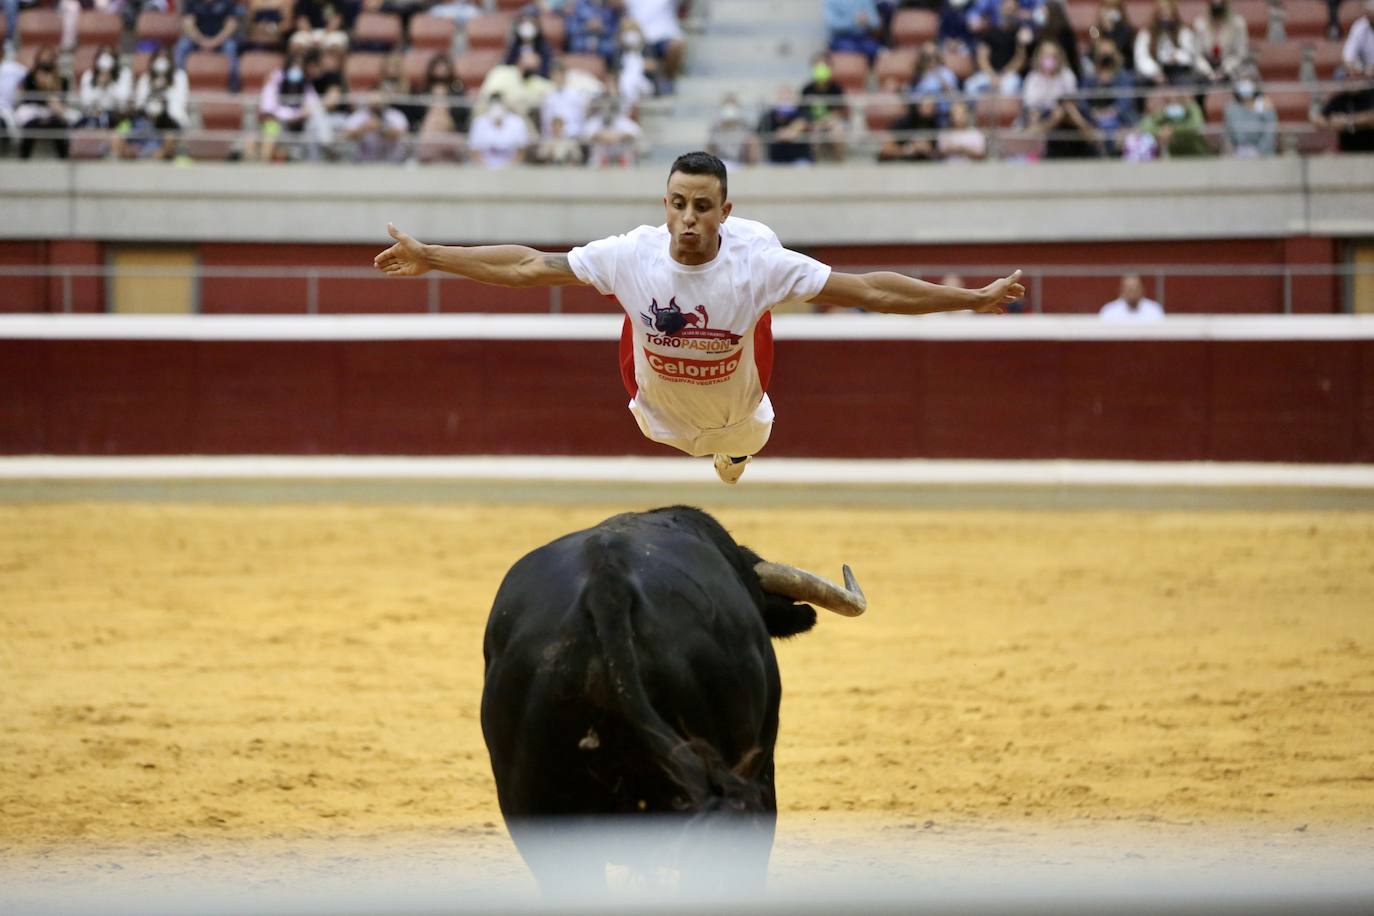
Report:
639,0,827,162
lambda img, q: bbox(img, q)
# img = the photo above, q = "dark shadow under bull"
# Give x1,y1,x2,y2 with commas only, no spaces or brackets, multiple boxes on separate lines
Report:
480,506,865,898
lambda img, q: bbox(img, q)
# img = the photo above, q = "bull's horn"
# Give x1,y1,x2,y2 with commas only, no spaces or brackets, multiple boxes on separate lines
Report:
754,562,867,617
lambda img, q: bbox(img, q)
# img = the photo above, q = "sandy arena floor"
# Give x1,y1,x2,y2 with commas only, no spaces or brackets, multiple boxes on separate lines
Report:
2,498,1372,896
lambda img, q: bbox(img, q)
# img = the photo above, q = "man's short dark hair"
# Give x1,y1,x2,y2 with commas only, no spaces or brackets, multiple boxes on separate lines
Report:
668,151,728,203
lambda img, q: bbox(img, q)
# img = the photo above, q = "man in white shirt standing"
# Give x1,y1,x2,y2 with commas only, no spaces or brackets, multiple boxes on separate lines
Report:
375,151,1024,483
467,93,530,168
1099,273,1165,321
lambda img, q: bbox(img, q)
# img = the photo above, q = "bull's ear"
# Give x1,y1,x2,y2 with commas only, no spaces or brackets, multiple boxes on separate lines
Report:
762,594,817,639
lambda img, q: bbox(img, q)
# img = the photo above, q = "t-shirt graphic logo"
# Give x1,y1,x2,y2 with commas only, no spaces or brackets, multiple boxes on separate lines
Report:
641,296,708,337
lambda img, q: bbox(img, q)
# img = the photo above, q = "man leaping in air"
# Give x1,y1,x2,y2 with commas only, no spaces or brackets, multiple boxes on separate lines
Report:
374,151,1024,484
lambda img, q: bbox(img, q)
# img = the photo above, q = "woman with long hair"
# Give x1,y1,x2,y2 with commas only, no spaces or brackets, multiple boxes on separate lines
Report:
1134,0,1211,86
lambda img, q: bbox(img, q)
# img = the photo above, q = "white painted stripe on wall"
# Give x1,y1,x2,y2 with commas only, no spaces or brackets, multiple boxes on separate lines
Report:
1,457,1371,489
3,314,1374,342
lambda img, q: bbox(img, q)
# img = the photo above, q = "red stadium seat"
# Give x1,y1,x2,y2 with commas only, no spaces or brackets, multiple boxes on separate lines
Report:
1067,3,1098,40
238,51,283,93
409,14,455,52
69,128,111,159
1232,0,1272,40
199,98,247,130
70,44,99,79
1267,87,1316,123
131,51,153,76
76,11,121,47
540,12,566,51
185,51,231,91
18,9,62,47
1255,41,1303,81
455,49,504,86
183,136,236,160
977,92,1022,129
403,48,442,89
559,51,607,81
863,91,906,131
874,47,917,87
830,51,869,92
136,11,182,49
353,12,402,51
891,9,936,47
494,0,529,10
1310,41,1346,79
344,52,386,91
1282,1,1330,39
466,13,513,51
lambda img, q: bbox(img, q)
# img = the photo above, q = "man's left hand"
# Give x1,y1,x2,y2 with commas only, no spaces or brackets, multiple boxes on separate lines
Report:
975,269,1025,313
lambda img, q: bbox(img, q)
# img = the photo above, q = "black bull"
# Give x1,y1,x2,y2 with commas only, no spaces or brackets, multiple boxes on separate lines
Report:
480,506,864,894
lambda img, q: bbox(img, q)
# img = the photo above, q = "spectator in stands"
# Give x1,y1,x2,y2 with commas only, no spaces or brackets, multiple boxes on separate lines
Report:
0,50,25,154
533,113,585,164
825,0,883,63
1078,38,1136,155
616,20,656,107
110,89,182,159
1036,1,1081,80
412,54,468,162
481,49,554,121
15,46,72,159
309,42,350,156
176,0,244,92
626,0,684,93
77,44,133,129
1137,89,1210,156
245,0,291,51
581,92,640,165
938,0,976,50
378,49,407,98
468,92,531,167
427,0,483,28
877,92,941,162
758,83,813,164
505,10,555,78
1022,40,1085,155
540,58,599,138
801,52,848,161
250,47,324,160
1100,273,1164,320
134,48,190,130
910,41,960,111
340,91,408,161
567,0,624,72
1134,0,1209,87
367,0,422,37
965,0,1031,97
1313,66,1374,152
937,97,987,160
290,0,350,51
1193,0,1247,83
706,92,760,166
1223,78,1276,157
1089,0,1136,70
1341,0,1374,75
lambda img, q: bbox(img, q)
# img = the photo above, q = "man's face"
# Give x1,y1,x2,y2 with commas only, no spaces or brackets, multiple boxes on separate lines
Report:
663,171,731,264
1121,275,1144,304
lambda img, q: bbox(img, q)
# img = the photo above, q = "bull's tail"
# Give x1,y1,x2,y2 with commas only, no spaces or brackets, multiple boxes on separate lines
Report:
580,537,763,814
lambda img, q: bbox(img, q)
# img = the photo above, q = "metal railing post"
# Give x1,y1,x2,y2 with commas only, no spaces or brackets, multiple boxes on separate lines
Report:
427,274,440,314
306,270,319,315
1283,268,1293,314
62,270,73,314
1031,270,1043,313
550,285,563,314
1155,270,1166,310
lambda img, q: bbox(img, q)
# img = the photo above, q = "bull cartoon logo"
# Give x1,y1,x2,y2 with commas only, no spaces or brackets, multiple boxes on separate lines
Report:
640,297,710,337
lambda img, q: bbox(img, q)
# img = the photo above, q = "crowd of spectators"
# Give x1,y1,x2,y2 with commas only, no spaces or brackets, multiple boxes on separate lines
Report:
0,0,688,162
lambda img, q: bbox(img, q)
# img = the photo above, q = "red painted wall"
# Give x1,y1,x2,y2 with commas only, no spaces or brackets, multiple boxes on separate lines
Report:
3,337,1370,461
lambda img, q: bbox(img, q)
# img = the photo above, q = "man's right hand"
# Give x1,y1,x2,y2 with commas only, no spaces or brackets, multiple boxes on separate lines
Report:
374,223,431,277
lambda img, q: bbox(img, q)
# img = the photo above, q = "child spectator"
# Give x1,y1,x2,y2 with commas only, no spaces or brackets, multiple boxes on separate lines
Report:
1134,0,1209,87
1036,1,1081,80
1137,89,1210,156
175,0,244,92
937,97,987,160
1223,78,1275,157
15,46,73,159
877,93,941,162
505,10,555,77
534,113,585,164
468,93,531,167
965,0,1031,97
77,44,133,128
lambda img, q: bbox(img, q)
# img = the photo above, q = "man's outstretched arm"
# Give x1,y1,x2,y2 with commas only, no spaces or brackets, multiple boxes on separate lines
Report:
812,269,1024,315
373,223,587,288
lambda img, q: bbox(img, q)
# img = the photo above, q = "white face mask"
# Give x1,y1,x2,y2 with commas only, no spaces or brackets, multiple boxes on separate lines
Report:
720,104,741,122
152,58,170,75
622,31,643,50
1234,80,1255,101
1164,102,1185,119
517,21,537,40
489,101,506,118
1104,9,1121,25
147,99,164,118
97,54,115,72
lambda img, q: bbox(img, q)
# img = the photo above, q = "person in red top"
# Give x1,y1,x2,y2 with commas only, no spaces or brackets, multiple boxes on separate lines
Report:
375,151,1024,483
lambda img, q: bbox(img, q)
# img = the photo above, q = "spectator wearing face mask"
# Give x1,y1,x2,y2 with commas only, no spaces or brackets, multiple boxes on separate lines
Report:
1135,0,1211,87
1022,41,1080,146
616,21,656,107
468,93,532,167
481,49,554,121
77,44,133,129
16,45,75,158
1034,1,1081,80
800,52,848,162
540,59,601,139
341,91,409,162
505,12,554,78
245,0,292,51
877,93,941,162
758,84,813,164
1137,90,1210,156
1341,0,1374,76
1222,77,1275,157
965,0,1031,97
251,48,324,160
1078,39,1136,155
581,93,641,165
625,0,684,92
110,86,183,160
135,48,190,130
534,113,585,164
707,92,759,166
1193,0,1247,83
1089,0,1136,70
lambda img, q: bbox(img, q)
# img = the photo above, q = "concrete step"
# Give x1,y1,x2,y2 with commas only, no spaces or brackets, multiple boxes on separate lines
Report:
671,74,794,107
707,0,826,27
684,32,821,78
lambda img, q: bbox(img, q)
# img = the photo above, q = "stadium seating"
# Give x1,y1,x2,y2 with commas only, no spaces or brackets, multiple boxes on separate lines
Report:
863,92,906,131
891,8,937,47
18,9,62,47
540,13,566,51
408,14,455,53
238,52,284,93
199,98,247,131
76,11,121,48
874,48,917,87
466,13,513,52
454,49,504,86
185,51,231,91
830,51,868,92
560,52,608,81
135,11,181,49
404,48,440,89
69,128,109,159
344,52,386,91
353,12,402,52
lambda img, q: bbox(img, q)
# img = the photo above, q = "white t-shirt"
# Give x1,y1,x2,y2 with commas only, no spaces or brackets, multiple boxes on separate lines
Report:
568,217,831,456
1099,297,1165,321
625,0,683,44
468,109,530,168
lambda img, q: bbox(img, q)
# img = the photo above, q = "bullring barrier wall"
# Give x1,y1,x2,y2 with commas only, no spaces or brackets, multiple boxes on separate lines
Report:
2,314,1371,463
